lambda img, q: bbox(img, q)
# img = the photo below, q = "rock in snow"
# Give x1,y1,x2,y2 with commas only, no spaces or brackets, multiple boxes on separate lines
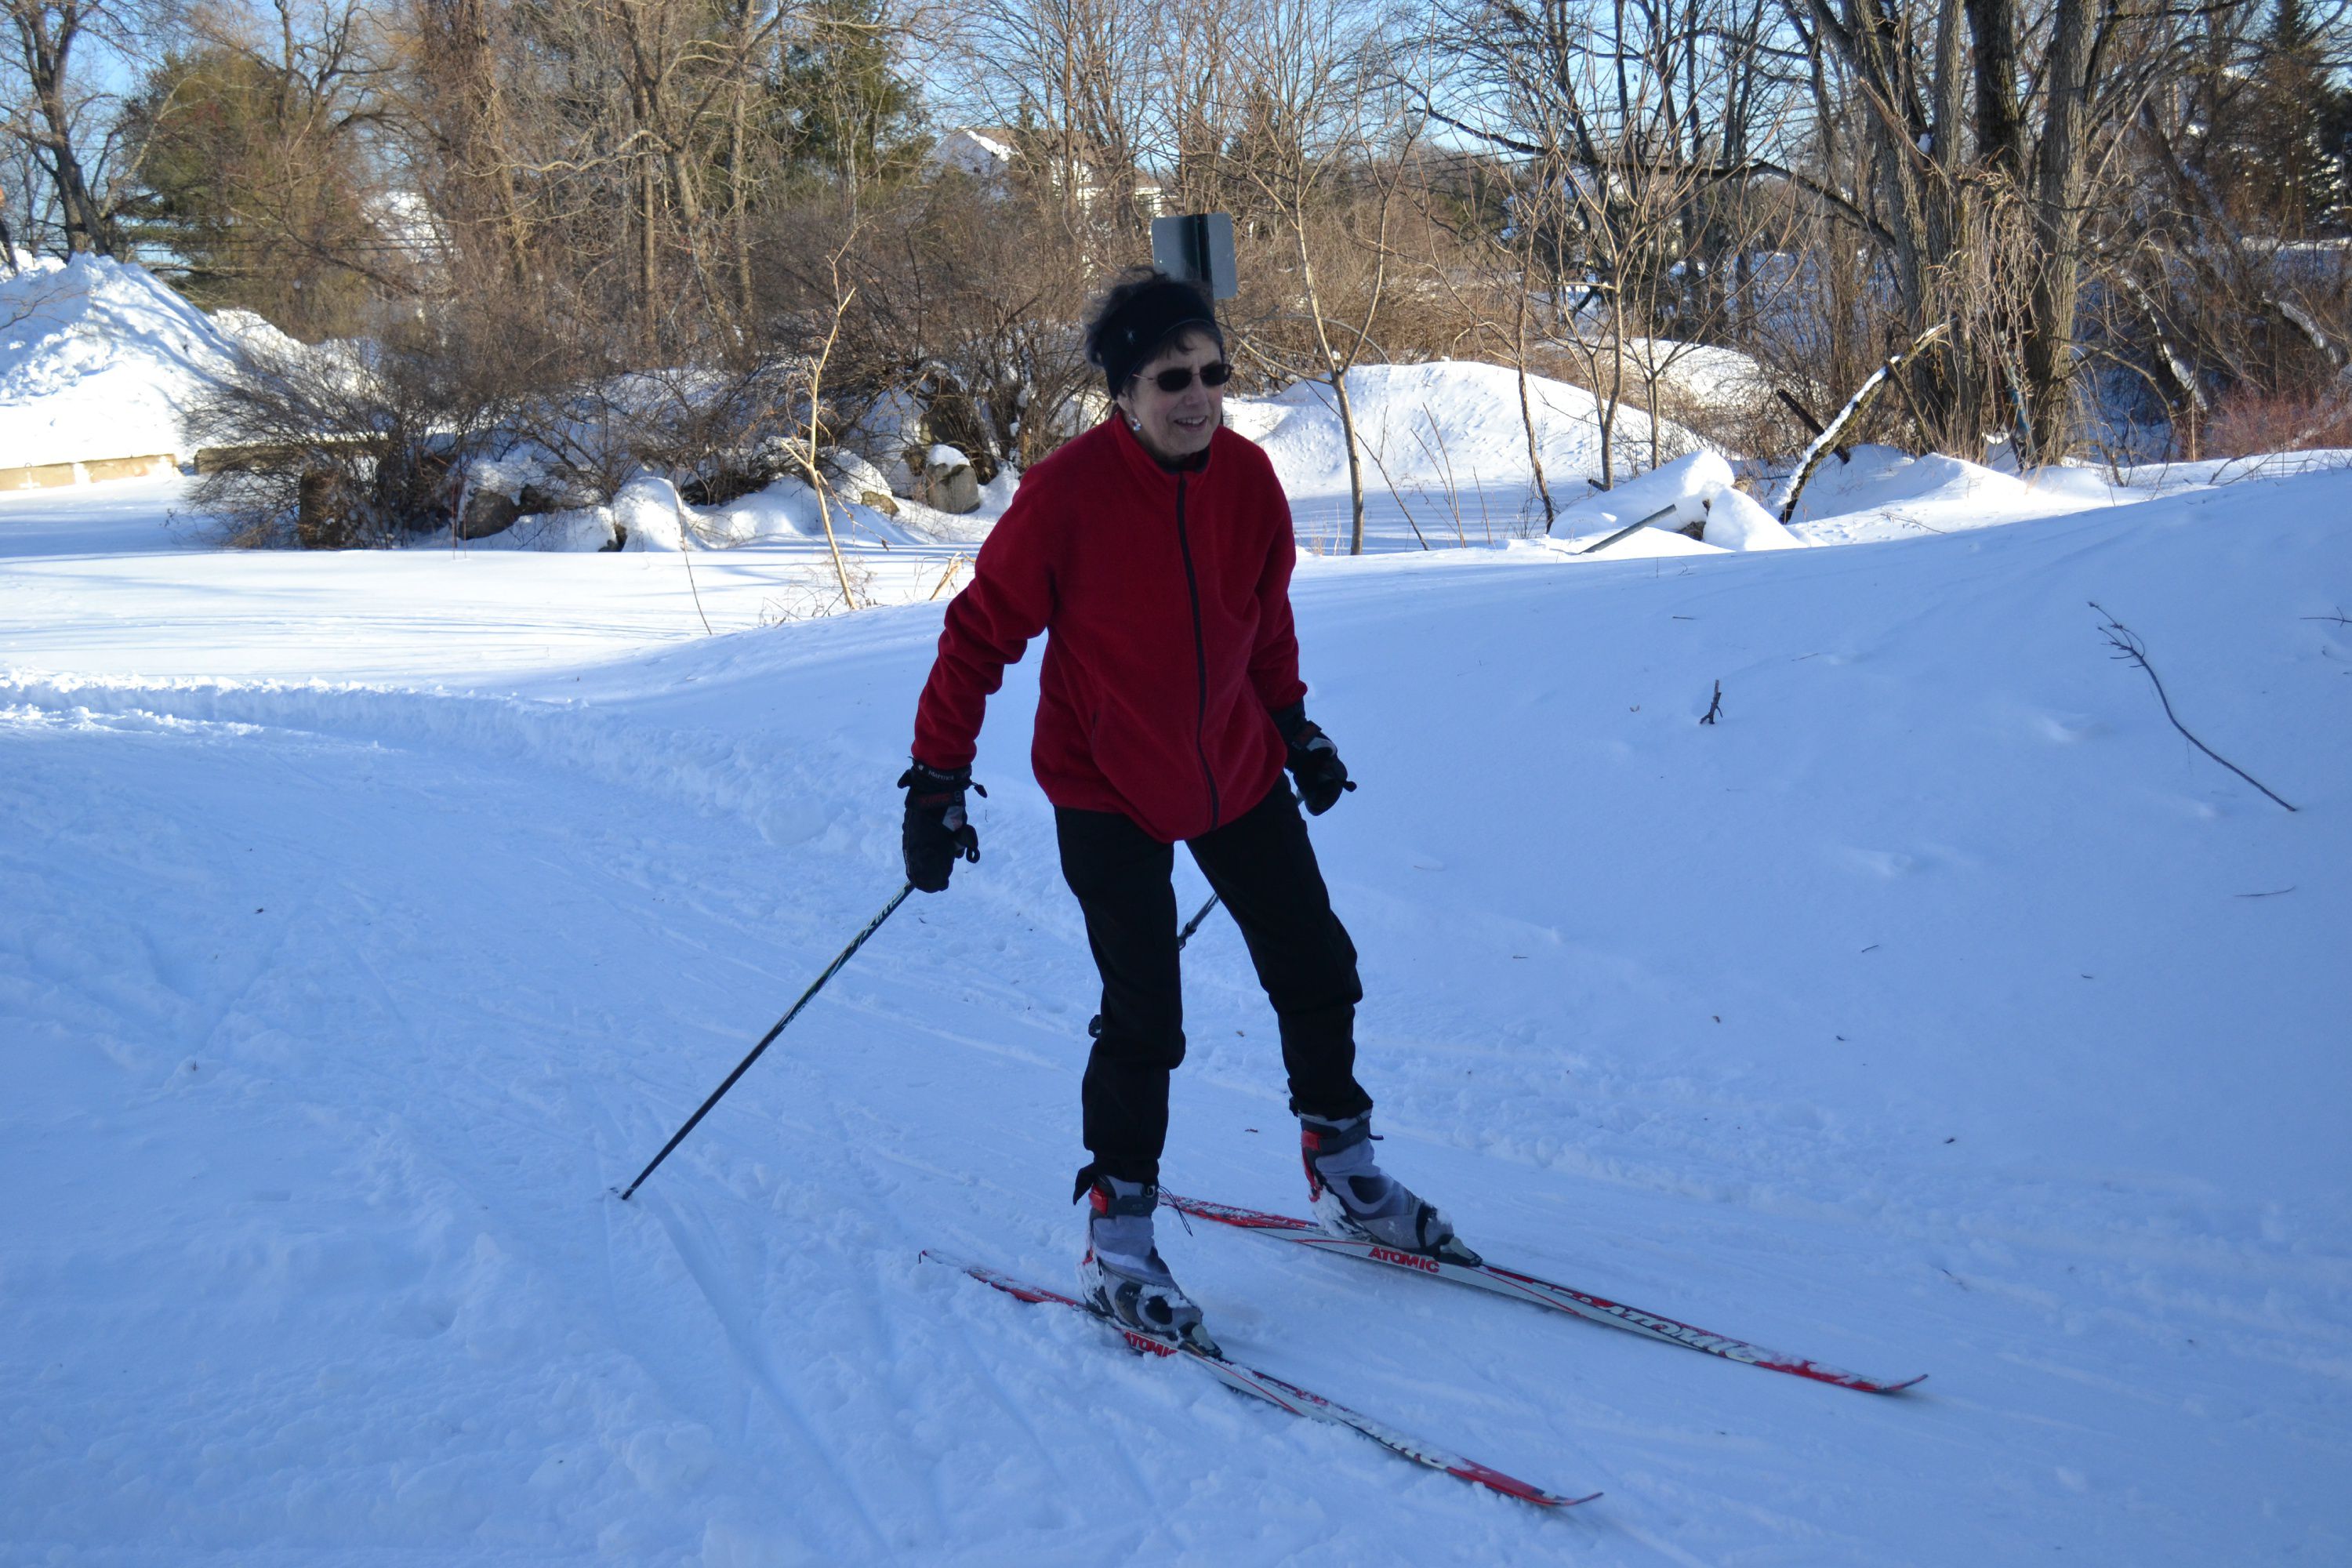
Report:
824,449,899,516
917,445,982,514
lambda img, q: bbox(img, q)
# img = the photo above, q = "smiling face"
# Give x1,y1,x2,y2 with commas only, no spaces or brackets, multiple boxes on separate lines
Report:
1115,330,1225,466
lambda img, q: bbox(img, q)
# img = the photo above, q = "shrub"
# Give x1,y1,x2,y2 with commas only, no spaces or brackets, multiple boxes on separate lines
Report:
187,307,538,547
2197,384,2352,459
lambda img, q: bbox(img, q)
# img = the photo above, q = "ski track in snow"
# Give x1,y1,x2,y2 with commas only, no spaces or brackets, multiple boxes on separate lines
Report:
3,465,2350,1564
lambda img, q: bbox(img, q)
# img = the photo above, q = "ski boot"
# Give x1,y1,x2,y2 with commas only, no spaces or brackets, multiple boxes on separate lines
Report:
1301,1112,1481,1265
1078,1173,1219,1355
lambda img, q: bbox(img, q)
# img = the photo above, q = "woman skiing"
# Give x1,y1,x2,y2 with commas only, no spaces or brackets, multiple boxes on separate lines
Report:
898,270,1473,1351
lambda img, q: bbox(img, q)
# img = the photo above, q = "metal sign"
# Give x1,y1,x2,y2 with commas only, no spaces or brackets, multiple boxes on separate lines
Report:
1152,212,1238,299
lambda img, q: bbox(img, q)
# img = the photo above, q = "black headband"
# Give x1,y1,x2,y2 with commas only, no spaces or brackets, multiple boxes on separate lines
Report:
1098,278,1222,395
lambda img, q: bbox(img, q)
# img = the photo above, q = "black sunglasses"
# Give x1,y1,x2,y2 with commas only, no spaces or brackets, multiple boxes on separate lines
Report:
1141,361,1232,394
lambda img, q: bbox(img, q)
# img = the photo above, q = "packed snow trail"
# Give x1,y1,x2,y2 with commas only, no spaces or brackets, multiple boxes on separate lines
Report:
4,467,2349,1563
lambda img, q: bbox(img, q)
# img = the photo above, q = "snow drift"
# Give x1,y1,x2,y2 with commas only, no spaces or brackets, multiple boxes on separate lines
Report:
0,255,242,468
1234,361,1708,507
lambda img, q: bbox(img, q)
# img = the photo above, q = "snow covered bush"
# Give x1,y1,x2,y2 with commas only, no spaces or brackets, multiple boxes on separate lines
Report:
182,293,870,547
185,307,539,548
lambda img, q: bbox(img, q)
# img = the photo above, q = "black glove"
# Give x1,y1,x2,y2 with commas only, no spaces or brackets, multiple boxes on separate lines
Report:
898,761,983,891
1272,703,1355,815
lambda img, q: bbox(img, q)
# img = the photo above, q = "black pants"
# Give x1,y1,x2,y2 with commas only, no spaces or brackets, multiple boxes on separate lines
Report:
1058,780,1371,1185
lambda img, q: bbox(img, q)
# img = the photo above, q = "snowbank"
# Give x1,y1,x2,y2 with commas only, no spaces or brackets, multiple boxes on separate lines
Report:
2110,448,2352,492
1784,445,2125,546
463,466,1011,557
615,475,688,551
1235,361,1708,503
1701,485,1807,550
1534,522,1725,561
208,307,309,364
0,255,240,468
1552,449,1737,543
1619,338,1775,413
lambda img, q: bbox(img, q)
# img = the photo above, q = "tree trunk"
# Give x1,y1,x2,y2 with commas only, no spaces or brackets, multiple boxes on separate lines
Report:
12,4,110,255
1292,216,1369,554
1965,0,2027,180
640,149,659,341
1516,287,1555,532
452,0,533,288
1334,374,1367,556
2024,0,2096,457
730,58,753,325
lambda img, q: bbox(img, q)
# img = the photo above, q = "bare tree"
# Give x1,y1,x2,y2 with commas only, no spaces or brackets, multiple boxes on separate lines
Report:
1218,0,1409,554
782,219,866,610
393,0,929,355
1,0,167,256
1412,0,1805,482
116,0,402,335
946,0,1157,246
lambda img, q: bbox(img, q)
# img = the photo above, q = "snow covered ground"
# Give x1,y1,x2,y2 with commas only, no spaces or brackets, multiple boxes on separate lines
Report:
5,434,2350,1563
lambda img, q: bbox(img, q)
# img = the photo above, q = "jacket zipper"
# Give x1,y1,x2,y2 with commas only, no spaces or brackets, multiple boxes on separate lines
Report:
1173,473,1221,829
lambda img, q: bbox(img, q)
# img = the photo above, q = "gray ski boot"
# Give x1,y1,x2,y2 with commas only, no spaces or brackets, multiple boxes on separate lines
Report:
1077,1174,1219,1354
1301,1112,1481,1265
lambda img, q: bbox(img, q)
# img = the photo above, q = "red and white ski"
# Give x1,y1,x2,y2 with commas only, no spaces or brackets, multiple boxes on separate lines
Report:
1160,1193,1926,1396
922,1250,1599,1511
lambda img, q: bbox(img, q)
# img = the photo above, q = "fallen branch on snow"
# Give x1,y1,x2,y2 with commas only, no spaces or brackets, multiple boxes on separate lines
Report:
1773,389,1850,465
2092,602,2296,813
1577,503,1678,555
1776,320,1951,524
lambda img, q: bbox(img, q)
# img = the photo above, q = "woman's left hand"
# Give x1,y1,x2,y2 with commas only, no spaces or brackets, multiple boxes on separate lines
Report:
1275,706,1356,815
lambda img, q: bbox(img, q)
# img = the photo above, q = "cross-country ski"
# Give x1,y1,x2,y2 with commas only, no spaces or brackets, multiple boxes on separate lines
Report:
1163,1192,1926,1394
924,1251,1600,1511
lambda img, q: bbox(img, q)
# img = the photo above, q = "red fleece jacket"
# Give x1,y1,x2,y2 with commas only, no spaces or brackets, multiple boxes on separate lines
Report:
912,416,1307,844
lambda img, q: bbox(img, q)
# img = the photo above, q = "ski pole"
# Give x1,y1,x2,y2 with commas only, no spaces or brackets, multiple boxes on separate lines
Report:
1177,891,1221,950
617,884,913,1201
1174,782,1312,949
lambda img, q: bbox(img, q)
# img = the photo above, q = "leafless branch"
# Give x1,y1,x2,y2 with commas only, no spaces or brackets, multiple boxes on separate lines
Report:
2091,601,2296,813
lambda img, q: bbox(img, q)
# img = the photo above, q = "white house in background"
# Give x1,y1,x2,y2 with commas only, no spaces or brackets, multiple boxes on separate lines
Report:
365,189,453,275
927,127,1022,184
924,125,1164,216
